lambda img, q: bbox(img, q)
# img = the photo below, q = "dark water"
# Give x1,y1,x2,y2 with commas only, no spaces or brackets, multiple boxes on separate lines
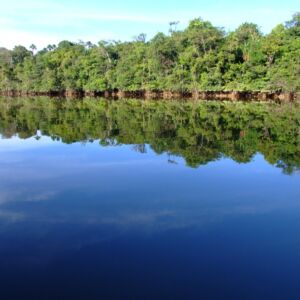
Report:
0,97,300,299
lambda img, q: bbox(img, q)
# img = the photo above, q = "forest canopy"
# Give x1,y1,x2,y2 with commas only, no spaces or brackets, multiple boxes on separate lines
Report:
0,13,300,93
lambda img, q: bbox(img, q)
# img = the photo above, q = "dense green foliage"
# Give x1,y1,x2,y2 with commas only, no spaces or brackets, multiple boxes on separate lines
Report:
0,14,300,92
0,97,300,174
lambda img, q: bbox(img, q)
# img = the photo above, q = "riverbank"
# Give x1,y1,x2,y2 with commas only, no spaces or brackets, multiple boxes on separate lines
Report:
1,90,300,102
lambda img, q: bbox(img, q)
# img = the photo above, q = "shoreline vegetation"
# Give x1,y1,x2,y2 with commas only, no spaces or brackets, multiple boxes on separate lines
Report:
0,14,299,98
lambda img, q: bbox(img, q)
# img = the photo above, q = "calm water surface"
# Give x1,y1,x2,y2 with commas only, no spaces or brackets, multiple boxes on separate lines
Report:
0,98,300,299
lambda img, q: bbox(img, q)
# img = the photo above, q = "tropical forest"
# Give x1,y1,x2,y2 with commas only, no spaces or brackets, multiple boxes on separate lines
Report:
0,13,300,94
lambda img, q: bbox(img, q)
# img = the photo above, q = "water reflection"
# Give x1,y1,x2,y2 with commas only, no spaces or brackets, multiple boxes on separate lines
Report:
0,98,300,299
1,97,300,173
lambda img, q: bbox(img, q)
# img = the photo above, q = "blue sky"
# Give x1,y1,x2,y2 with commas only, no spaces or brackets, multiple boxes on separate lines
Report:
1,0,298,49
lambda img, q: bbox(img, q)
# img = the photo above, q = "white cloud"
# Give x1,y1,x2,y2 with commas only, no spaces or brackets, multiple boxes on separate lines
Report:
0,29,58,49
0,27,116,49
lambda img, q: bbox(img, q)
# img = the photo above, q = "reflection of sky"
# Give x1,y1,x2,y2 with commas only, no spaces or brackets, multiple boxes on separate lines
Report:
0,135,54,151
0,135,299,227
1,136,300,299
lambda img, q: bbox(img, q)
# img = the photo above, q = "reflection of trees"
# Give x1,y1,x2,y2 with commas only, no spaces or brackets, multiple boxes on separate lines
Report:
132,144,147,154
0,97,300,174
167,152,178,165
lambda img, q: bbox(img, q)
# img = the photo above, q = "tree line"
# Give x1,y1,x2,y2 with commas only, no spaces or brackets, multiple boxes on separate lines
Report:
0,13,300,93
0,97,299,174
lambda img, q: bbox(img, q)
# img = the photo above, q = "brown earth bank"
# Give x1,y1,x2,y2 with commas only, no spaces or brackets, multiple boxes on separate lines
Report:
1,90,300,102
